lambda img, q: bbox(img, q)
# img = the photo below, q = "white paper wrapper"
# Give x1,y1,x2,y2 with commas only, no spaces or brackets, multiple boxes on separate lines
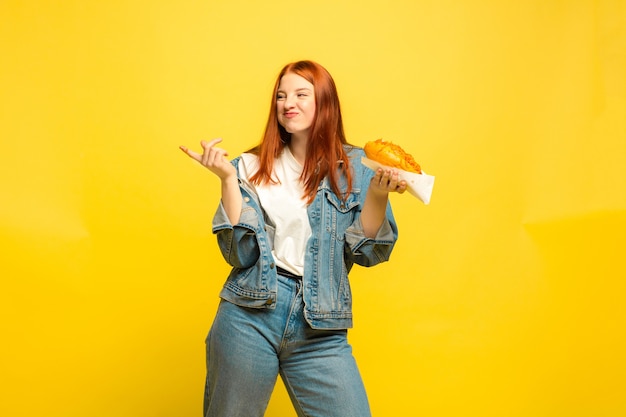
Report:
361,157,435,205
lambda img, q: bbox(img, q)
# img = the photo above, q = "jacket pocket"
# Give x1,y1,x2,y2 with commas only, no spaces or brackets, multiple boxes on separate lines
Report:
323,189,361,240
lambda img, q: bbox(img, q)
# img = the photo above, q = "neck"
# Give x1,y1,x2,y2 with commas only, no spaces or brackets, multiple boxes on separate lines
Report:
288,135,308,165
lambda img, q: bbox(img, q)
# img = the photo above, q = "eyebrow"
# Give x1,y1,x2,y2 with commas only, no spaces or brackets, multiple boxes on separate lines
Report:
277,87,312,93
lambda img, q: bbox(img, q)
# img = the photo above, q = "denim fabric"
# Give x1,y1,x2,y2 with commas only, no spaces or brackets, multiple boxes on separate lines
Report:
211,145,399,330
204,274,371,417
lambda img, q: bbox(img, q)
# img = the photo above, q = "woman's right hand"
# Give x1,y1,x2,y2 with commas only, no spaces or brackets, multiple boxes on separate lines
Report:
180,138,237,180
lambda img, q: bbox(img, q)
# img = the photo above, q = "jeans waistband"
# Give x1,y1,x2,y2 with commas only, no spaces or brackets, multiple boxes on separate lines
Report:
276,266,302,280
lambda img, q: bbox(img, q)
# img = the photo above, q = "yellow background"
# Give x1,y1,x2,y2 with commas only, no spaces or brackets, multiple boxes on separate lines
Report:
2,1,625,416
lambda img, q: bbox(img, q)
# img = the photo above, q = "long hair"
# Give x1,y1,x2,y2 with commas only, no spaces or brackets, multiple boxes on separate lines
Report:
247,60,353,203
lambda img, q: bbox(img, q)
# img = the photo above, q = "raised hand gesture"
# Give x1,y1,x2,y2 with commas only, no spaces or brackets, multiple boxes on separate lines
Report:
179,138,236,180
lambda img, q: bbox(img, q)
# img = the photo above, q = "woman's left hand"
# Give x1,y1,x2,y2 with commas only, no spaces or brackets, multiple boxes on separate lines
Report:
369,168,408,195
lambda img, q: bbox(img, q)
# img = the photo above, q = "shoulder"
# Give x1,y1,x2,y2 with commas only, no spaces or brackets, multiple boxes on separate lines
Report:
343,144,367,170
240,152,259,166
342,144,375,186
232,153,260,181
344,144,365,162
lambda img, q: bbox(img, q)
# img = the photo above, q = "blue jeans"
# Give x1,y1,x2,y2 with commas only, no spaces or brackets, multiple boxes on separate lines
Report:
203,274,371,417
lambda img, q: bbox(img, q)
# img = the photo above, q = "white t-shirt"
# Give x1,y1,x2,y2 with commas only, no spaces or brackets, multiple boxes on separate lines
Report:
239,147,311,276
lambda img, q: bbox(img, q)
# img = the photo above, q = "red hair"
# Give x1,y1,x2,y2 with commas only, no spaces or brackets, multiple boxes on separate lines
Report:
247,60,353,203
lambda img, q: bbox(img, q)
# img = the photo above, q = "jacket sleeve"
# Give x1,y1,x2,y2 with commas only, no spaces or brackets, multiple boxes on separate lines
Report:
212,201,261,269
211,159,262,269
344,149,399,267
344,204,398,267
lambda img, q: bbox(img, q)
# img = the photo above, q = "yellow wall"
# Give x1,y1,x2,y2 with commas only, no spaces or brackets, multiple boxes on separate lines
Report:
2,1,625,416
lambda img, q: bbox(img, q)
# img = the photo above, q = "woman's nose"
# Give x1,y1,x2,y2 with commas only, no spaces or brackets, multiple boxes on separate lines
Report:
283,95,295,108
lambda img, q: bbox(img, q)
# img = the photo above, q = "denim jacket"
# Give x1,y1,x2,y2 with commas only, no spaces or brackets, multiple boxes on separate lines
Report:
211,145,398,330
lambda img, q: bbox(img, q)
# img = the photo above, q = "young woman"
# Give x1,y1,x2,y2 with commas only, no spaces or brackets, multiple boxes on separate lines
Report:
180,60,407,417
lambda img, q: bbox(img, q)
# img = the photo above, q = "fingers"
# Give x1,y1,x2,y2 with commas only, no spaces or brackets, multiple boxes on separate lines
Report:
202,140,229,167
372,168,395,188
179,145,202,162
201,137,223,149
180,138,229,167
200,138,226,165
372,168,407,194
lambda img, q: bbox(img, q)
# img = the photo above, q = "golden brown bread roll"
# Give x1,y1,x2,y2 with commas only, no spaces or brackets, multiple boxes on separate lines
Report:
364,139,422,174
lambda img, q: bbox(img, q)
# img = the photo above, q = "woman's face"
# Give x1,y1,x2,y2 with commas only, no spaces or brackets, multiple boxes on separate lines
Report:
276,73,316,141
